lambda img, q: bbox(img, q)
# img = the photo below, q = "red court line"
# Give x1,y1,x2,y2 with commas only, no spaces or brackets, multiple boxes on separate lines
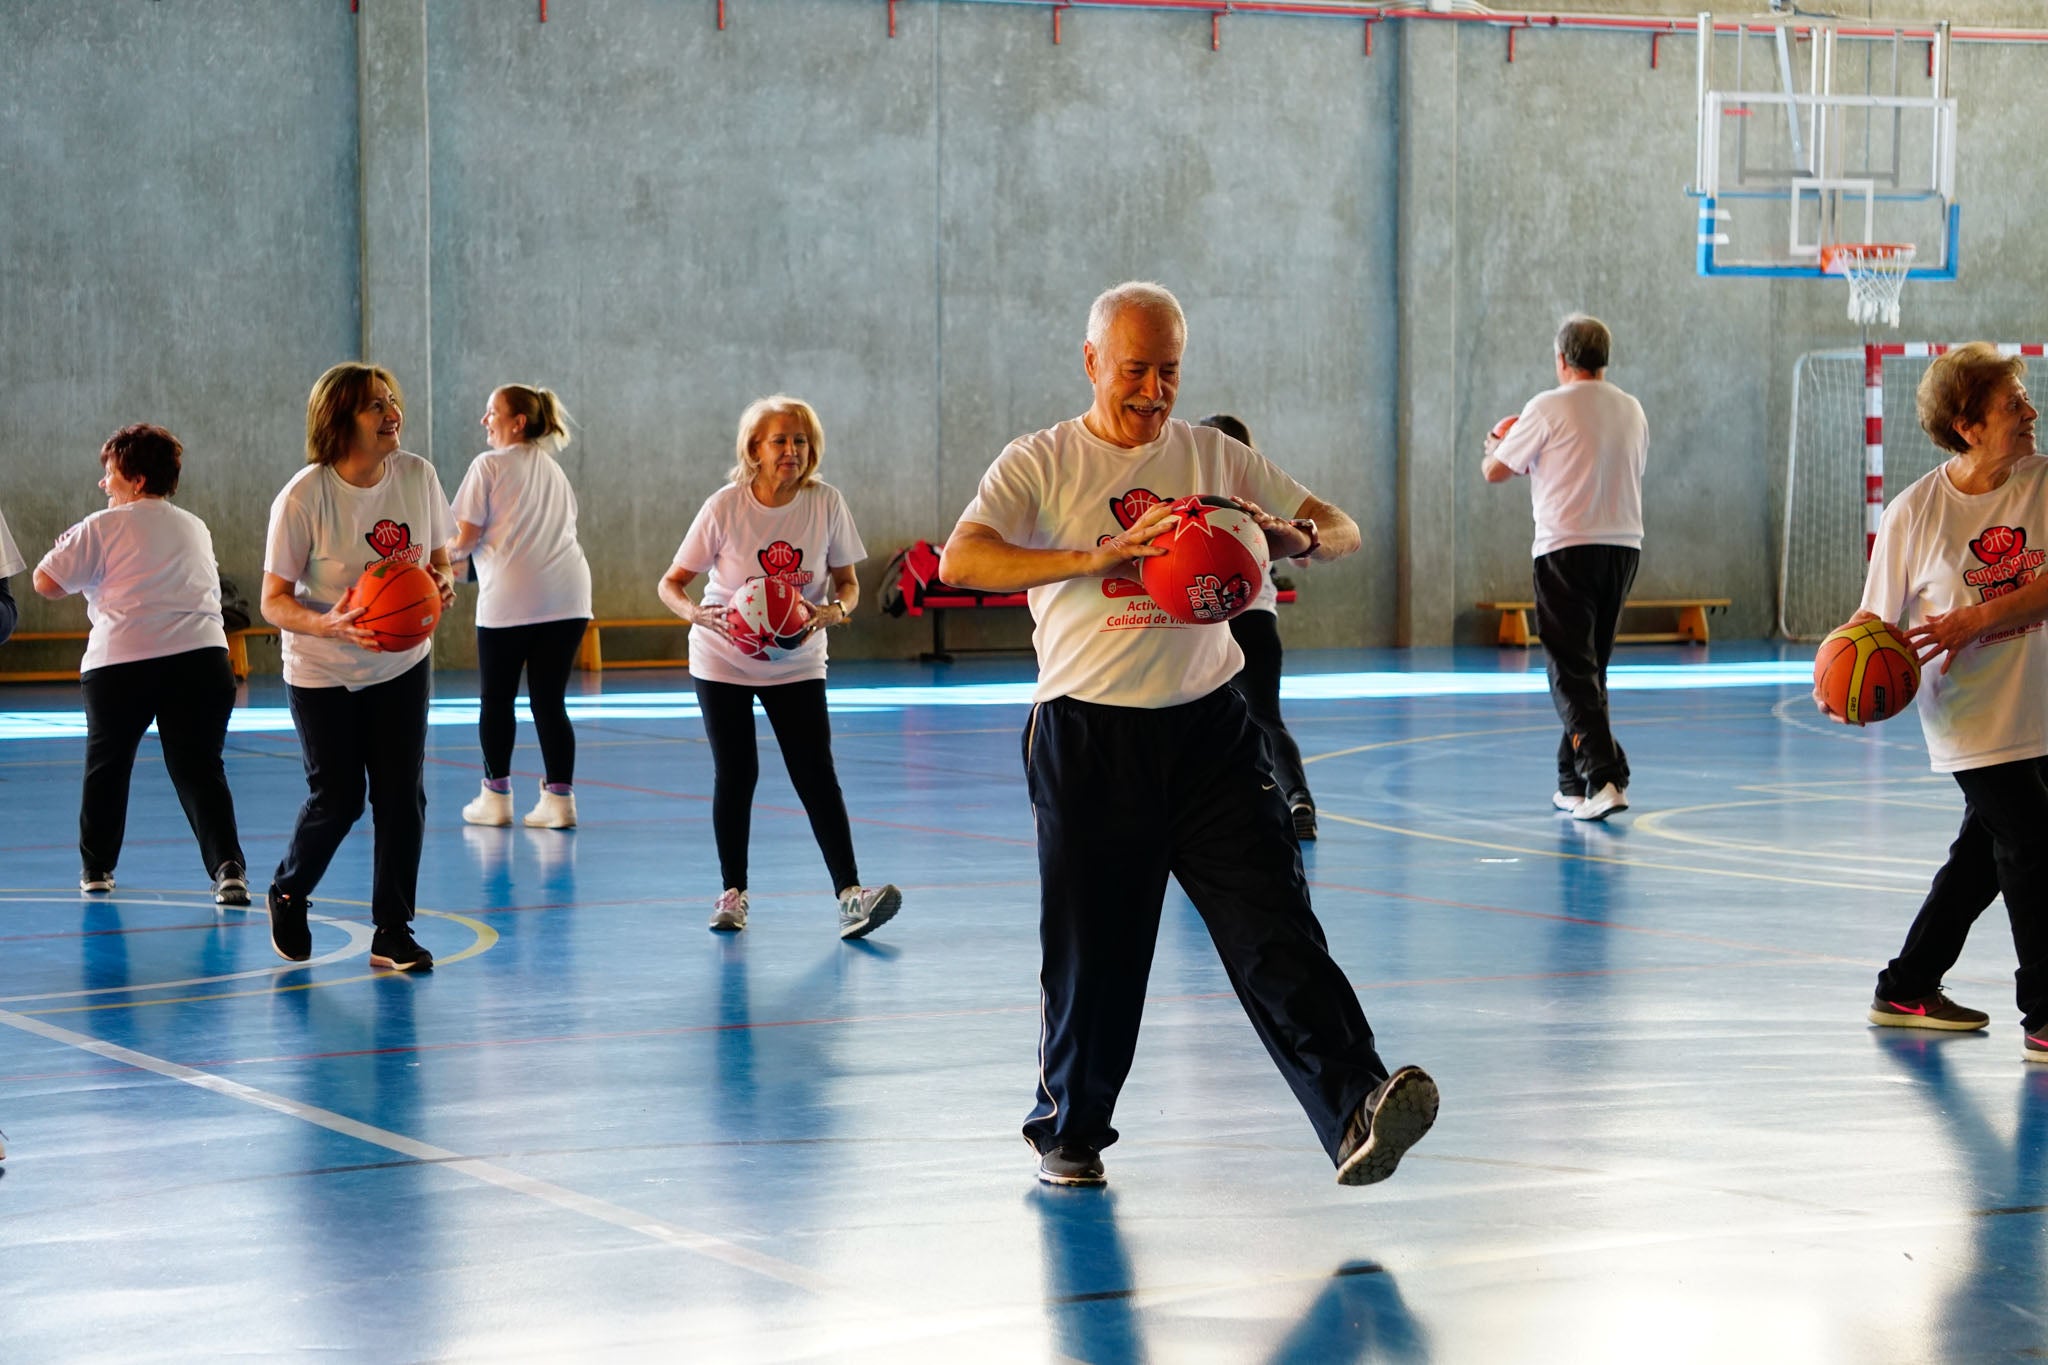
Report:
0,956,1792,1085
0,920,259,944
1309,879,1860,963
424,753,1039,847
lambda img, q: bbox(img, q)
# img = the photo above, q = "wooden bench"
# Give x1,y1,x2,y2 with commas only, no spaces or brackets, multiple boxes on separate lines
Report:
576,618,688,673
914,586,1298,662
1476,597,1731,647
0,626,281,683
887,539,1299,662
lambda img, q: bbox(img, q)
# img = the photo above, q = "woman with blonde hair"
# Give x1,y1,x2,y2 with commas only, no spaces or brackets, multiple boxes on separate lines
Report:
657,395,901,939
450,384,592,829
260,362,454,972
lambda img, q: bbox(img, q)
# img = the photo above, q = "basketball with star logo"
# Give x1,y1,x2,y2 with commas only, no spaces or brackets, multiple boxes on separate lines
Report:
725,576,814,660
1137,495,1269,625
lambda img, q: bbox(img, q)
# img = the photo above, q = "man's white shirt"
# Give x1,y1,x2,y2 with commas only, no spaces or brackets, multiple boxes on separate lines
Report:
959,417,1309,708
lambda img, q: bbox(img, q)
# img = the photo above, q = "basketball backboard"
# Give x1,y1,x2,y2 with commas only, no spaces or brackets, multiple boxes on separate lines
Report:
1691,11,1959,282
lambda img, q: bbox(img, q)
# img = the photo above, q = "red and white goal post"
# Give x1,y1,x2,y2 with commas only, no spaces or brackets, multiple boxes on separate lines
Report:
1779,342,2048,641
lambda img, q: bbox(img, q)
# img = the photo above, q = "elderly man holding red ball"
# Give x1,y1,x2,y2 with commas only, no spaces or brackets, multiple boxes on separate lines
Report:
941,280,1437,1193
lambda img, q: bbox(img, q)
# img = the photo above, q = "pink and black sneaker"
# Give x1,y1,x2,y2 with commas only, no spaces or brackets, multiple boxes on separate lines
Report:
1868,990,1990,1032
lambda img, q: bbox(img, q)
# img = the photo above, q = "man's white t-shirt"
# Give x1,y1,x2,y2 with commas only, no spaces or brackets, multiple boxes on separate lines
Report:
451,441,594,628
0,503,24,578
36,499,228,672
1860,456,2048,773
672,481,866,686
264,452,454,690
958,417,1310,708
1492,380,1648,557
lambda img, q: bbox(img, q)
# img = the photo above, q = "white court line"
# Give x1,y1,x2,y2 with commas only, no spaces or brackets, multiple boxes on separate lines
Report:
0,914,376,1004
0,1005,847,1302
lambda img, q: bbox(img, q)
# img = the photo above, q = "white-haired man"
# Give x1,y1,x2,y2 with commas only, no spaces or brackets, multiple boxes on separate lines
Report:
1482,314,1648,822
941,281,1438,1190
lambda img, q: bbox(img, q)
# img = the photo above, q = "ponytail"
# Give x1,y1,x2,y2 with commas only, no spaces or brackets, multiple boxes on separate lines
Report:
496,384,572,452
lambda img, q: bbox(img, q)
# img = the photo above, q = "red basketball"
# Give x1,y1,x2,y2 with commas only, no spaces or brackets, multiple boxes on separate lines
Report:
350,560,443,652
1814,619,1920,724
1490,414,1520,442
725,577,814,660
1137,495,1269,625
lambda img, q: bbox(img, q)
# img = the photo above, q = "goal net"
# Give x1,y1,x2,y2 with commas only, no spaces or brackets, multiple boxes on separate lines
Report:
1778,343,2048,640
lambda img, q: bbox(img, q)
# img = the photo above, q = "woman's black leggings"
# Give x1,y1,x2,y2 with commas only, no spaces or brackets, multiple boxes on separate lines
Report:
78,646,244,878
274,658,430,929
475,617,588,785
692,676,859,895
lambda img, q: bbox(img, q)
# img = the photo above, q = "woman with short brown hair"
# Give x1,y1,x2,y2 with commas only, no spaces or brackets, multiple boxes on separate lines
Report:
1833,342,2048,1061
33,424,248,903
260,363,454,971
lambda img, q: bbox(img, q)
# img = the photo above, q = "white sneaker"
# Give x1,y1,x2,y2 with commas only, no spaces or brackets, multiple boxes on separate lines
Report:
1572,782,1629,822
838,884,902,940
0,1126,7,1160
710,888,748,932
523,786,577,829
1551,791,1582,813
462,783,513,827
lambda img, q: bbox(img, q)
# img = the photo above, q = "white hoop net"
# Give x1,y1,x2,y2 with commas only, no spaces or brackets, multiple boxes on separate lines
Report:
1820,243,1915,329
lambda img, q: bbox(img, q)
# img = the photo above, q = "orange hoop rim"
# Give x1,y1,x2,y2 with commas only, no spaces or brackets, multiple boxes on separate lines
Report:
1820,242,1917,274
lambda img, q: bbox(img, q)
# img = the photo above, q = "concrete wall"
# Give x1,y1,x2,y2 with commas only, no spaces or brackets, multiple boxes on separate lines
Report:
4,0,2045,667
0,3,360,638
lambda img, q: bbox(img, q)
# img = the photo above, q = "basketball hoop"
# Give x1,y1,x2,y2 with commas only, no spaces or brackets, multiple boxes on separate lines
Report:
1820,243,1916,329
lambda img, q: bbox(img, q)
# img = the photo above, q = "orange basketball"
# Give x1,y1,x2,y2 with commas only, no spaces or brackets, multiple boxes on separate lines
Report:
350,560,443,652
1814,619,1920,725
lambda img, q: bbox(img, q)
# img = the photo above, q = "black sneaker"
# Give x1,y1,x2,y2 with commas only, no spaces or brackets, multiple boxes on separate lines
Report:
1869,990,1990,1032
369,927,433,973
267,886,312,963
1036,1144,1106,1188
1335,1065,1439,1187
1290,797,1318,842
79,870,115,894
212,862,250,908
2025,1031,2048,1064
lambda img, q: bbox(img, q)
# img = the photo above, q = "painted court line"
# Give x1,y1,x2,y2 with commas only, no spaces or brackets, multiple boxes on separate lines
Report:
0,1002,849,1302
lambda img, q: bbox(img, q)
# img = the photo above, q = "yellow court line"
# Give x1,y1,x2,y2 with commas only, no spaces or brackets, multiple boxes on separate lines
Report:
1317,811,1921,896
1627,799,1942,869
1305,722,1567,764
22,909,499,1016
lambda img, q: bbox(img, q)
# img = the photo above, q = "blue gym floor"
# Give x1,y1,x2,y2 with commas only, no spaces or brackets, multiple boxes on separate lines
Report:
2,644,2043,1363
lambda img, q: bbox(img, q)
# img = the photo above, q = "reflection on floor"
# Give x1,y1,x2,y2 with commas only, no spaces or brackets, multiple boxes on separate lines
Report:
1,645,2042,1363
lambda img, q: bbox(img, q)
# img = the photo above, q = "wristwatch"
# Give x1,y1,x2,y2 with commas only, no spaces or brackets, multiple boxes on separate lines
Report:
1289,518,1321,560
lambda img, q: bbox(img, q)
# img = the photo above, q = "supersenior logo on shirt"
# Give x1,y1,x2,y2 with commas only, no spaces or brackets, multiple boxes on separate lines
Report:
364,518,424,567
756,540,813,587
1965,523,2046,645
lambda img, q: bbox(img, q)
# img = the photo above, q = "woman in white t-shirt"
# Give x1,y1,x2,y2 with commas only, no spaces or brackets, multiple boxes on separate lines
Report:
449,385,593,831
31,425,248,904
656,395,901,940
0,499,23,646
259,363,455,973
1829,343,2048,1061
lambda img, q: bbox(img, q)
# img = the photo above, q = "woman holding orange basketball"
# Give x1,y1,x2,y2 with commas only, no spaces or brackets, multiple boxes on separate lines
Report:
259,362,454,972
656,395,901,940
449,385,592,831
1830,342,2048,1061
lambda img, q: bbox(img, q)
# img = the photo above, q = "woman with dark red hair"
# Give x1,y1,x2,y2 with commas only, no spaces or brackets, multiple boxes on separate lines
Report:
33,425,249,904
